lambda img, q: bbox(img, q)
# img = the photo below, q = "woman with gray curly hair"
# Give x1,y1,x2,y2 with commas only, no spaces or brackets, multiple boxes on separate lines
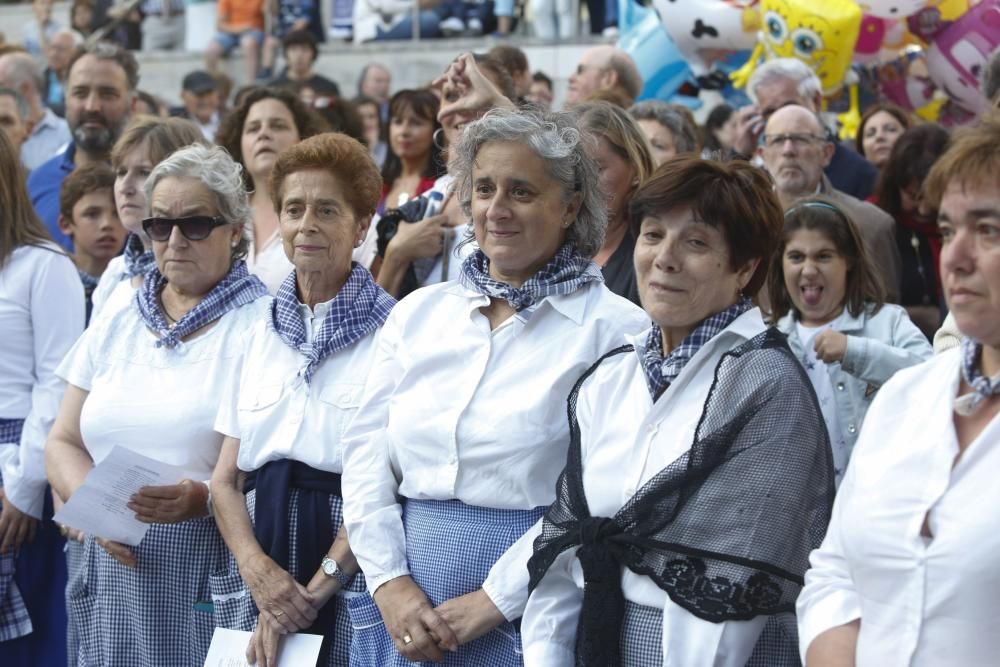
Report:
45,144,270,666
342,107,647,666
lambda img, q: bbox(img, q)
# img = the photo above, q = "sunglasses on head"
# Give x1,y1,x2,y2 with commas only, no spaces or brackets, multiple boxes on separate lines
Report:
142,216,230,242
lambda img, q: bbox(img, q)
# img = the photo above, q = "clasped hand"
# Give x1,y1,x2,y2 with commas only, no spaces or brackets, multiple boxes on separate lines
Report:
373,576,505,662
241,552,318,633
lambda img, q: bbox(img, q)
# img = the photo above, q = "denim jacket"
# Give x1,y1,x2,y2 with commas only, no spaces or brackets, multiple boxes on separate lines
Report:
777,303,933,456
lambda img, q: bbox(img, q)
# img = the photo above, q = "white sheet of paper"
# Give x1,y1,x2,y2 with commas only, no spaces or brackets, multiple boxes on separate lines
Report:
53,445,193,546
204,628,324,667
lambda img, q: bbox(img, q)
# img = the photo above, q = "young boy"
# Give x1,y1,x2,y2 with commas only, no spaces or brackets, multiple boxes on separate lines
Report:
57,163,127,324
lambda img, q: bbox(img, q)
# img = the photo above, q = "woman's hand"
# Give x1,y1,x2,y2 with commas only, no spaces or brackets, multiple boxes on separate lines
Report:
372,575,458,662
97,537,136,568
387,215,447,263
127,479,209,524
814,330,849,364
434,588,506,646
246,613,284,667
240,552,318,632
0,490,37,554
434,53,514,127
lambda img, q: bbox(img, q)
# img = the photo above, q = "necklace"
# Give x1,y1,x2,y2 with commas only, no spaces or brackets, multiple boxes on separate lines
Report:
160,296,181,329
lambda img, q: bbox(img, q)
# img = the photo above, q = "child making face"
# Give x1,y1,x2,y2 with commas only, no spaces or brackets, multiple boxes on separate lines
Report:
58,163,127,324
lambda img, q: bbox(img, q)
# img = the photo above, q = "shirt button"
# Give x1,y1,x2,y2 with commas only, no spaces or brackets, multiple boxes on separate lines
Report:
646,423,657,433
848,424,857,434
837,383,845,391
625,487,636,497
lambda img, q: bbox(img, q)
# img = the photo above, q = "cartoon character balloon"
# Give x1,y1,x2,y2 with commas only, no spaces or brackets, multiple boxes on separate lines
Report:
924,0,1000,119
730,0,864,136
732,0,863,95
858,0,926,19
649,0,761,78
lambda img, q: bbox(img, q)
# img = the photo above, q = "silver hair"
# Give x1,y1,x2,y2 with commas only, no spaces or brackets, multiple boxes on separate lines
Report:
0,53,45,98
747,58,823,105
0,87,30,121
450,107,606,258
628,100,698,153
144,144,251,261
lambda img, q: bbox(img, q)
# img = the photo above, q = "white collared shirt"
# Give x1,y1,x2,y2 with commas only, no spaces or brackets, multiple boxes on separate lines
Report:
214,296,379,473
57,293,269,478
342,280,648,619
522,309,770,667
0,244,84,518
797,348,1000,666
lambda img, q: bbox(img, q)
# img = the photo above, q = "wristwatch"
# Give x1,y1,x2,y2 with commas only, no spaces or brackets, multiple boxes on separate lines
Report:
321,556,352,588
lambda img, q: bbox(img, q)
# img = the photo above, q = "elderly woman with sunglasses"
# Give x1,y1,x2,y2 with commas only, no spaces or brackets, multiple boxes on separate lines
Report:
209,133,395,667
45,144,270,666
342,107,648,666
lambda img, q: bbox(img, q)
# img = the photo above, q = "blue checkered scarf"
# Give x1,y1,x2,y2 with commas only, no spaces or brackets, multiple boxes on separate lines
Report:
458,244,603,312
271,264,396,384
121,233,156,279
954,337,1000,415
135,260,268,349
640,297,754,400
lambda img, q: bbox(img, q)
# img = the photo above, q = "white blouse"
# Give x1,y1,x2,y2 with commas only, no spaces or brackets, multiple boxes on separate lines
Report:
797,348,1000,666
89,255,138,324
342,280,648,619
0,244,84,518
58,294,270,478
246,232,293,295
521,310,770,667
214,298,380,473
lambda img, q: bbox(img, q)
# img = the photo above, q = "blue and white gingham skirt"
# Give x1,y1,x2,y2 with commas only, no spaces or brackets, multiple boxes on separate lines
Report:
212,486,367,667
68,516,228,667
0,419,31,644
618,601,802,667
348,498,547,667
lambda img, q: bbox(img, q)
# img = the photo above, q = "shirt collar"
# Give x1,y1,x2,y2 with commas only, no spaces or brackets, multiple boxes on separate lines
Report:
444,279,590,326
59,143,76,172
628,306,766,356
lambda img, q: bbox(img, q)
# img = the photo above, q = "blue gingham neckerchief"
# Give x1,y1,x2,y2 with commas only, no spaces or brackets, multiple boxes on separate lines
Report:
135,260,268,349
954,337,1000,415
122,233,156,279
271,264,396,384
640,297,754,401
458,244,603,312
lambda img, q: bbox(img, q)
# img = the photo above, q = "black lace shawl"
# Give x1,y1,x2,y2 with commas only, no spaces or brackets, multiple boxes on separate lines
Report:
527,328,835,666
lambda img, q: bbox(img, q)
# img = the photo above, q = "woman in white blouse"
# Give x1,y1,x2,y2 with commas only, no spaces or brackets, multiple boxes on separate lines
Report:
0,130,84,665
216,87,330,294
522,156,834,667
210,133,395,667
45,144,270,666
797,110,1000,667
342,108,648,665
90,116,207,323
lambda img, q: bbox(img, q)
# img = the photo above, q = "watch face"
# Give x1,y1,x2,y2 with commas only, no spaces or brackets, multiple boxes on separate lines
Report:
323,558,336,575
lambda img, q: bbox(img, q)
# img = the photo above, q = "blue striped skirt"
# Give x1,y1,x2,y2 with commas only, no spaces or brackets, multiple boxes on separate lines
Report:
619,601,802,667
211,486,367,667
348,498,546,667
68,516,228,666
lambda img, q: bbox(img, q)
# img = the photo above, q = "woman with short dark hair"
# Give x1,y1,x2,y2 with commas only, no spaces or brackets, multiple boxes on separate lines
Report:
523,156,834,666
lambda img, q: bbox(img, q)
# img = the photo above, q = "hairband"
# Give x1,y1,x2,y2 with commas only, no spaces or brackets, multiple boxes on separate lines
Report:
784,200,844,217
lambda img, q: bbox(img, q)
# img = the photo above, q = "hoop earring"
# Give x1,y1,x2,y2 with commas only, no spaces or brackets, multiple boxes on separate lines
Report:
433,128,447,152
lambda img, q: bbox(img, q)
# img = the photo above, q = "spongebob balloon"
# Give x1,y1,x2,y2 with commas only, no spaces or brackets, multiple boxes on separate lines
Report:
731,0,864,137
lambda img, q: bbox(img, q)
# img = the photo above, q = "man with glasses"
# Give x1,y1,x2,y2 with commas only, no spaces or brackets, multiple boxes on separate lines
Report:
733,58,879,201
759,104,900,301
565,45,643,107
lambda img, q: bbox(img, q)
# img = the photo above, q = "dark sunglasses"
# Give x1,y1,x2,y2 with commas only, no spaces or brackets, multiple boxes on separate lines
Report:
142,216,230,242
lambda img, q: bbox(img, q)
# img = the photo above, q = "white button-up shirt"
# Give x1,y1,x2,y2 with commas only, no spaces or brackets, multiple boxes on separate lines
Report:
214,297,378,473
342,280,648,619
0,244,84,517
522,309,770,667
797,348,1000,666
